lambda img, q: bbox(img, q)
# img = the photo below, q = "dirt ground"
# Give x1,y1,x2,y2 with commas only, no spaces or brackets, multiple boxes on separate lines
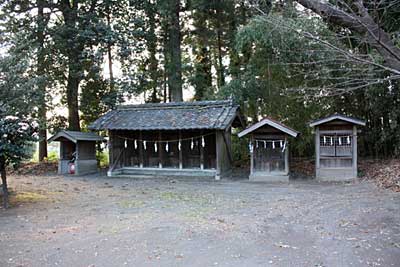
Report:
1,173,400,267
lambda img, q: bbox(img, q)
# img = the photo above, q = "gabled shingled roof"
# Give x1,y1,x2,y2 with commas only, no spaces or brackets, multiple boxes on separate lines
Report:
309,113,366,127
48,130,105,143
89,100,244,131
238,117,299,138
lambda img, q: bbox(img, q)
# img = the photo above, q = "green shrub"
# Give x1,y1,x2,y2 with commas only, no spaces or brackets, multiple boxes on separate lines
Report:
97,150,109,168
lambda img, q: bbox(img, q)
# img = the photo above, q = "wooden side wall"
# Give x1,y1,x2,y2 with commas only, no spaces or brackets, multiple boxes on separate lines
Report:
76,141,96,160
216,129,232,177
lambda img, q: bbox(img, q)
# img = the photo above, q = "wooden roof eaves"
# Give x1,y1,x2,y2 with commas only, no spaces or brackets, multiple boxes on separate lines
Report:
238,118,299,138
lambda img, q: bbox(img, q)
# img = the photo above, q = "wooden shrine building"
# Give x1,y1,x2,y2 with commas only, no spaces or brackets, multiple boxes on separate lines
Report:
309,114,365,181
238,118,299,182
48,130,105,175
89,100,244,180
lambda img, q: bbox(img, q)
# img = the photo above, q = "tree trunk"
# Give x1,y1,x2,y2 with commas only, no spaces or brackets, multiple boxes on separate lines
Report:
215,7,225,89
0,159,9,209
66,56,81,131
193,7,212,100
106,3,115,107
37,0,48,161
162,19,170,103
148,2,159,103
167,0,183,102
61,1,82,131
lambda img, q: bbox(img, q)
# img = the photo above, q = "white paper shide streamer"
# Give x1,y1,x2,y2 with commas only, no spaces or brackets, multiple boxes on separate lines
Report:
248,142,253,153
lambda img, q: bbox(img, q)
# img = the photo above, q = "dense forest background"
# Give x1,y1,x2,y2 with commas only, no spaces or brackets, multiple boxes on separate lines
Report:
0,0,399,161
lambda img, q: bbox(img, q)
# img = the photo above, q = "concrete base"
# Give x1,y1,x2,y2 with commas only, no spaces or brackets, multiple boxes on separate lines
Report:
249,173,289,182
58,160,70,175
108,167,218,179
59,159,98,176
75,159,98,176
316,168,356,182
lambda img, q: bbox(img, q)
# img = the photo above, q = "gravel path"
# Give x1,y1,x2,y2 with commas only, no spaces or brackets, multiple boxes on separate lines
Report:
1,174,400,267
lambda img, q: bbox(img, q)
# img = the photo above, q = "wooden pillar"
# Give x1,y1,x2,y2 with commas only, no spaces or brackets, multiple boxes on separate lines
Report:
250,135,254,176
139,131,143,168
158,131,163,168
75,141,79,160
59,141,64,160
200,131,204,170
315,127,320,177
179,131,183,169
215,131,221,180
107,131,113,176
284,136,289,175
352,125,358,178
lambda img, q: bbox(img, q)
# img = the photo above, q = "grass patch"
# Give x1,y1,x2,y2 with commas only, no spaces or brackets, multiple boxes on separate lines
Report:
12,191,48,203
97,225,123,234
159,191,215,206
118,199,145,209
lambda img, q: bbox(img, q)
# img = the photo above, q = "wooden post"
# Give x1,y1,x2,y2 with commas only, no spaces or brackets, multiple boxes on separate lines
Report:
250,135,254,176
284,137,289,175
179,131,183,169
215,131,221,180
352,125,357,178
315,127,320,177
139,131,143,168
158,131,162,168
107,131,113,176
200,131,204,170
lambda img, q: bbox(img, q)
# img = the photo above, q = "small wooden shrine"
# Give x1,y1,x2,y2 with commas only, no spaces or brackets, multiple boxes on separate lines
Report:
309,114,365,181
48,130,104,175
238,118,299,182
89,100,244,180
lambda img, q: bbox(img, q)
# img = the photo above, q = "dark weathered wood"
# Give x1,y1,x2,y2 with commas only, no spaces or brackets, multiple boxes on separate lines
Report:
222,130,233,164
